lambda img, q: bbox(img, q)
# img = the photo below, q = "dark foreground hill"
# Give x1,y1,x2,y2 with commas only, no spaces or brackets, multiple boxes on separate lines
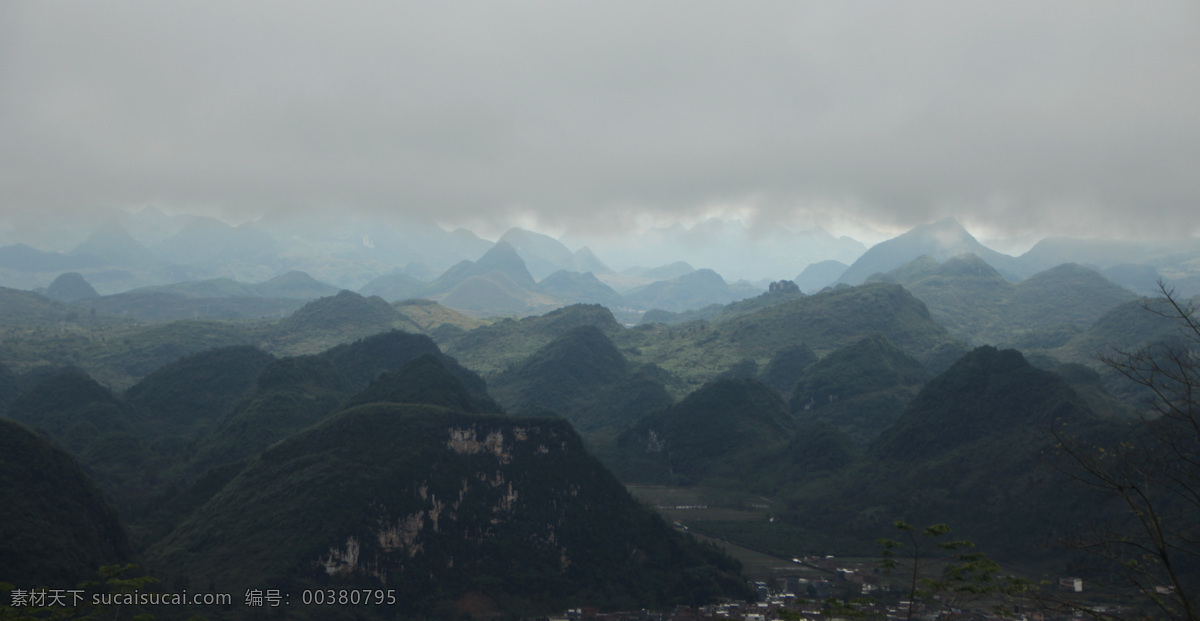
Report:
147,404,750,618
0,417,129,586
779,346,1099,561
6,369,160,515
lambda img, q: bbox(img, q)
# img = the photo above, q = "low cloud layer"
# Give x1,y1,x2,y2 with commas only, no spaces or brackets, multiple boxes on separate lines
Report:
2,1,1198,243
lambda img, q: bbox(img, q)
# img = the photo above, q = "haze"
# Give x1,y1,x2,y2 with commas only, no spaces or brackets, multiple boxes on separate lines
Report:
2,2,1199,277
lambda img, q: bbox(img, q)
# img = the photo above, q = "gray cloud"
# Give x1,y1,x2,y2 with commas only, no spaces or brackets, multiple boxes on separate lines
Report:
1,1,1198,243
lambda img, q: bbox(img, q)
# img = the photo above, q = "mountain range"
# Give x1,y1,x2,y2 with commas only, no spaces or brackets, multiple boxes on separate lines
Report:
3,213,1200,617
5,213,1200,324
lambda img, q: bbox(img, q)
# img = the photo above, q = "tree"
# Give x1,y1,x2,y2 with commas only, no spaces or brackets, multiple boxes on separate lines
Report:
877,521,1026,620
1054,282,1200,620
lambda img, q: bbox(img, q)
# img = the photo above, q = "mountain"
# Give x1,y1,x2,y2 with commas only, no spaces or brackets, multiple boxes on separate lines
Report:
445,283,965,401
6,368,160,514
0,417,130,586
0,287,86,327
342,353,501,414
151,216,279,266
779,346,1100,560
636,280,806,326
867,254,1009,345
795,260,848,293
392,298,488,342
1017,236,1200,278
86,290,306,322
318,330,491,401
709,282,966,372
80,319,256,388
0,362,19,416
537,270,624,307
185,355,352,477
133,277,253,298
124,345,276,441
622,261,696,282
1008,263,1138,330
254,270,341,299
871,346,1093,461
417,241,560,315
44,272,100,303
1100,263,1163,296
624,268,754,312
85,271,340,322
613,377,793,486
488,325,673,438
790,334,933,448
269,290,423,354
570,246,612,274
0,243,96,273
444,303,625,376
565,218,864,282
70,219,162,268
131,270,337,300
358,270,428,302
424,241,539,295
147,405,750,617
499,227,577,280
758,343,818,397
872,255,1138,347
1049,296,1187,368
440,272,543,315
837,218,1020,285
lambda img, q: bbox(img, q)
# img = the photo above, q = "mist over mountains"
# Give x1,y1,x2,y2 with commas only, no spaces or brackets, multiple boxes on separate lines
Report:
3,212,1200,617
4,211,1200,324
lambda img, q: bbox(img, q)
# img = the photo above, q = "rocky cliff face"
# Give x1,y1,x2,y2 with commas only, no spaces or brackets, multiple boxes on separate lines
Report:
148,404,748,617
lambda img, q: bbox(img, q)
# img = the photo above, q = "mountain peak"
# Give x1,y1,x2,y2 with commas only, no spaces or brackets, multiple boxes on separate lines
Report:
870,346,1092,461
838,218,1018,285
44,272,99,303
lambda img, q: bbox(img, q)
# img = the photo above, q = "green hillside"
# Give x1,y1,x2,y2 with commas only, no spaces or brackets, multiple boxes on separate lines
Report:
612,377,793,487
0,361,19,415
6,369,161,514
265,290,423,355
318,330,490,400
148,405,751,618
638,280,806,326
618,283,966,392
343,353,502,414
185,356,352,477
44,271,100,302
124,345,276,440
445,303,625,376
538,270,624,306
86,290,305,322
393,297,488,338
0,417,130,587
91,320,257,387
1048,296,1183,365
791,334,932,448
873,255,1138,347
488,325,673,439
778,346,1099,561
624,268,743,312
758,343,818,397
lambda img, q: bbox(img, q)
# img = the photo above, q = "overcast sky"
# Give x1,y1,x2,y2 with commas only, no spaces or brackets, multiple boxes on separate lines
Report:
2,1,1198,246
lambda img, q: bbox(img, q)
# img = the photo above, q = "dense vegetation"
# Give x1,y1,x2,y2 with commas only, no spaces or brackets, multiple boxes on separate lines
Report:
0,418,129,586
1,264,1192,617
